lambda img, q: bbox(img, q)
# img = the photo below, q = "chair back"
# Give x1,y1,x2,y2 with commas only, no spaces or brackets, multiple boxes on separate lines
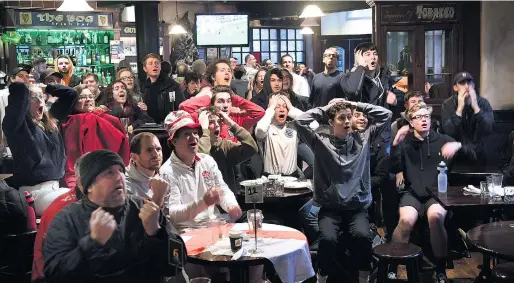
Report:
0,230,37,282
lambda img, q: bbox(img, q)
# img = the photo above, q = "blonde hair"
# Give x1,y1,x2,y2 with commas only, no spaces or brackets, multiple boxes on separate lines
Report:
407,102,433,121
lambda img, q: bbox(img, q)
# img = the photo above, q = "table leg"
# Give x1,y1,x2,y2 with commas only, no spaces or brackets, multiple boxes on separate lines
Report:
229,266,250,283
474,254,492,283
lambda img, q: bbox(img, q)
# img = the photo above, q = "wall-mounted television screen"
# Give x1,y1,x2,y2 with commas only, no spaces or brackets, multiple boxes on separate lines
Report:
195,13,249,47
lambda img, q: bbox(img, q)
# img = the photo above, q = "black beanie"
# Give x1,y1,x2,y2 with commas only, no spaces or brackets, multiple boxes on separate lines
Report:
79,150,126,194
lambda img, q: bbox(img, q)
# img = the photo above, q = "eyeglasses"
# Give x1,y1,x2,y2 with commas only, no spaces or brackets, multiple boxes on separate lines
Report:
78,95,95,100
30,94,46,101
324,54,338,58
120,76,134,81
411,114,431,120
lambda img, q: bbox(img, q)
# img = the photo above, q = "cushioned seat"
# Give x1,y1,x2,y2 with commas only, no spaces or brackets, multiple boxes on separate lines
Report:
493,262,514,283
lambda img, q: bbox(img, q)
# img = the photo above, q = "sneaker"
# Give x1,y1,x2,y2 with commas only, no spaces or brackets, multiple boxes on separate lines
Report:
387,272,397,280
316,273,328,283
433,272,449,283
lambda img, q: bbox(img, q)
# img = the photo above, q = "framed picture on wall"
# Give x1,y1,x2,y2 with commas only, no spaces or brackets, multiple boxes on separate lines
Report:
198,48,207,61
220,47,231,59
206,48,218,64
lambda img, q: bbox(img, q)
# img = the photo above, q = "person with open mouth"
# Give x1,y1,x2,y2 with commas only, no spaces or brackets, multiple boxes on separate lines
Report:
294,98,392,283
390,102,476,283
179,85,264,143
102,80,154,133
45,83,130,189
255,93,305,177
250,68,284,109
195,109,258,193
3,83,68,216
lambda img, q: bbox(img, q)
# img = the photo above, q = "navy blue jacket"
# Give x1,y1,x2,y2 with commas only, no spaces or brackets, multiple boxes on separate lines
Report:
3,83,65,188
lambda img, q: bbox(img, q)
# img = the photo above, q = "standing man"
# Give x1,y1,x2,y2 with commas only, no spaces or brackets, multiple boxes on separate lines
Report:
295,98,392,282
55,55,81,87
281,54,310,98
309,47,345,108
229,57,239,70
32,58,47,83
441,71,494,164
142,53,185,124
242,54,258,81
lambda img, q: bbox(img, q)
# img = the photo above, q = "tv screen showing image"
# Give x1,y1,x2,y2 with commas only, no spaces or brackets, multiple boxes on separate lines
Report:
195,14,249,47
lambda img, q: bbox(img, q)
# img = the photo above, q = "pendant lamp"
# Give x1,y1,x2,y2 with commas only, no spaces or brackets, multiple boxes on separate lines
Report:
57,0,94,12
299,4,325,18
169,1,187,35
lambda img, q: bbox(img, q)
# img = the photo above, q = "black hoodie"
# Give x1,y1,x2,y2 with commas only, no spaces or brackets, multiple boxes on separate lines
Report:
441,94,494,157
251,70,309,111
391,130,476,199
143,74,185,124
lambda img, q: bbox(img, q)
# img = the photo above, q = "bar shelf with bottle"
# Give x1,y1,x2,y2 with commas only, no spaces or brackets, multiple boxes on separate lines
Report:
13,28,115,82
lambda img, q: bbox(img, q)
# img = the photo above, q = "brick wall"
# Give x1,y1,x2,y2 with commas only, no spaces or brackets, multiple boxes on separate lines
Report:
2,1,118,12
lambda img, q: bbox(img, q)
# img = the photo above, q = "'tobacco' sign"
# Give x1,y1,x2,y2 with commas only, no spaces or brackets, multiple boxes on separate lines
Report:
416,5,455,21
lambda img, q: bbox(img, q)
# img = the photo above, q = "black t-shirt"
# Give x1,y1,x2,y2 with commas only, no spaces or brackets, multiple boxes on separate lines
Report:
309,70,344,108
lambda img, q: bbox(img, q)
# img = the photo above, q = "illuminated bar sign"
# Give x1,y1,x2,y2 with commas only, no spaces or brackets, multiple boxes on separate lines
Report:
380,4,459,24
119,24,165,37
16,10,113,28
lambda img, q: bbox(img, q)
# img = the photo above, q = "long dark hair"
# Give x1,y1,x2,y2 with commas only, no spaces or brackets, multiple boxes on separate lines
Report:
116,68,143,101
104,80,136,118
28,86,59,132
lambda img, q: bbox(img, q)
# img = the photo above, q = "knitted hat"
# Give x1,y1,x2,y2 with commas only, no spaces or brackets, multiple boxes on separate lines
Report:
79,150,126,194
164,110,201,140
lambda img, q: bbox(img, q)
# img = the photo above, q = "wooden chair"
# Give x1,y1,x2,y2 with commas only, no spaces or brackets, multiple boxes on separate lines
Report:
373,243,422,283
492,262,514,283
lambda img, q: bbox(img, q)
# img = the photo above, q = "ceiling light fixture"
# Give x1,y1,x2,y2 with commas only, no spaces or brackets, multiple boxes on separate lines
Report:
299,4,325,18
300,18,319,27
57,0,94,12
300,27,314,35
169,1,187,35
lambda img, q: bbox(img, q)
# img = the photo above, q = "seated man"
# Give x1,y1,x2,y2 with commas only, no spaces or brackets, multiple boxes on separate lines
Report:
126,132,171,213
161,110,242,229
500,129,514,186
255,93,304,177
32,157,85,282
441,72,494,164
390,102,474,283
295,98,392,283
198,109,258,194
43,150,182,283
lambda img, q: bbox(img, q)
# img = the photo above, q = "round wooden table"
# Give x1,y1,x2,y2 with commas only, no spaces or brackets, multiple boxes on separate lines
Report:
467,221,514,261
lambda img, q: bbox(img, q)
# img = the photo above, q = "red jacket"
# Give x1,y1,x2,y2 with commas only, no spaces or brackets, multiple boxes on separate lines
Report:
61,110,130,188
31,189,77,282
179,95,264,142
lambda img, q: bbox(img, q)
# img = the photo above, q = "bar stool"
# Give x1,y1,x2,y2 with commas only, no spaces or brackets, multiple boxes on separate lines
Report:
373,243,422,283
493,262,514,283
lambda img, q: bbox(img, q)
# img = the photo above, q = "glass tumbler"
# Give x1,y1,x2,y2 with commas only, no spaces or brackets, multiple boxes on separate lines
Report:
247,209,264,238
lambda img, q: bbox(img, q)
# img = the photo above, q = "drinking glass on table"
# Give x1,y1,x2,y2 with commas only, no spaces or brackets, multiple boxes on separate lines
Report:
480,181,488,196
247,209,264,239
490,173,504,198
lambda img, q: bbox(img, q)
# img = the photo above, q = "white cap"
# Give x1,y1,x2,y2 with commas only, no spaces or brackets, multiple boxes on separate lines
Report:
438,161,446,167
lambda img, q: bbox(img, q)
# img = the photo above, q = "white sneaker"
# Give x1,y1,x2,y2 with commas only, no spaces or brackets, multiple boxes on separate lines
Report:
316,273,328,283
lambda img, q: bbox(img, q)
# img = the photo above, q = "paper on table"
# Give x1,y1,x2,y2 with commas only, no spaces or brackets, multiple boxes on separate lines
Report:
180,236,192,243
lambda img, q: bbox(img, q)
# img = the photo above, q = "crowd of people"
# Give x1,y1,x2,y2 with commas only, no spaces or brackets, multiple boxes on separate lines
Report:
0,41,507,283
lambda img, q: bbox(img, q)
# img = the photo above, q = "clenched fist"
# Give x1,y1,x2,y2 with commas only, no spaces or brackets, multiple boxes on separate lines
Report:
139,199,161,236
151,176,169,207
203,187,222,206
90,207,116,246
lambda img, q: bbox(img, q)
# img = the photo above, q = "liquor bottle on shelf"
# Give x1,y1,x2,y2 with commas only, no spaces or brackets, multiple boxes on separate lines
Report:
74,32,80,45
102,72,107,87
100,49,106,64
36,32,42,45
87,50,93,65
46,32,52,44
103,32,109,44
106,47,111,64
105,72,112,86
96,51,100,64
81,49,87,66
92,31,97,44
25,32,32,44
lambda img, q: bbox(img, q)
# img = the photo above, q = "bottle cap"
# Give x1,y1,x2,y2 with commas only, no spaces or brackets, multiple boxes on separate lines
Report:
438,161,446,168
229,230,243,238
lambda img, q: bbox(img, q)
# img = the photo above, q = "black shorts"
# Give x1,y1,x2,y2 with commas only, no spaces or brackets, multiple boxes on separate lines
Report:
399,192,439,219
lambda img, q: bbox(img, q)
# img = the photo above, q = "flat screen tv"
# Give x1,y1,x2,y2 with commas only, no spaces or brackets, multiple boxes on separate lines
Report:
195,13,249,47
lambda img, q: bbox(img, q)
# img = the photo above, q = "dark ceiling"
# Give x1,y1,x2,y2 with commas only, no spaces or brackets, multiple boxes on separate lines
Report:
96,1,370,20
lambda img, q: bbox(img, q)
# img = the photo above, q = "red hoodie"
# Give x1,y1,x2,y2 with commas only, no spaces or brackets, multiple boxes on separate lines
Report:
179,95,264,142
61,110,130,188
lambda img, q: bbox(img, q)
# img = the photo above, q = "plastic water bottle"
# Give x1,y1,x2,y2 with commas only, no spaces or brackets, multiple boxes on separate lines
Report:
437,161,448,193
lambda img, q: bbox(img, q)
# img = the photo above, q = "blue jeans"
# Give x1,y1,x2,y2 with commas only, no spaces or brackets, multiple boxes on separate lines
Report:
298,199,320,247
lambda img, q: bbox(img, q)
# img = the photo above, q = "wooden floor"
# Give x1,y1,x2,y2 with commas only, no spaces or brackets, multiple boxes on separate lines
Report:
396,252,481,282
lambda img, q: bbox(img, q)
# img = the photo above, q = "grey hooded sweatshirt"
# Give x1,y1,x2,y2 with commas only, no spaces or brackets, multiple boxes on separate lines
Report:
294,102,392,210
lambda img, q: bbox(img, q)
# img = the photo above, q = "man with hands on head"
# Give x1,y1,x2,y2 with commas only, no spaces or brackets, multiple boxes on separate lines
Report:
197,109,258,194
43,150,183,283
390,102,476,283
160,110,242,230
441,72,494,164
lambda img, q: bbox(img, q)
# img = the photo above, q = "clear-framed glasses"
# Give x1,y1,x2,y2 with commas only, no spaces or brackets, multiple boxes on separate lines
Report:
30,94,46,101
78,95,95,101
120,76,134,82
411,114,431,121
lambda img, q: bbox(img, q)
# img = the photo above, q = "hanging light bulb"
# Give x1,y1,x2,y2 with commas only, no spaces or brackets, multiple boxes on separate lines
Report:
300,18,319,27
57,0,94,12
300,27,314,35
169,1,187,35
299,4,325,18
169,24,187,35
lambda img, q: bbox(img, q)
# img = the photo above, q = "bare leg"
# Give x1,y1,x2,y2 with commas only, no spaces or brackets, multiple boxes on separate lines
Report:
427,203,448,258
392,206,418,243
